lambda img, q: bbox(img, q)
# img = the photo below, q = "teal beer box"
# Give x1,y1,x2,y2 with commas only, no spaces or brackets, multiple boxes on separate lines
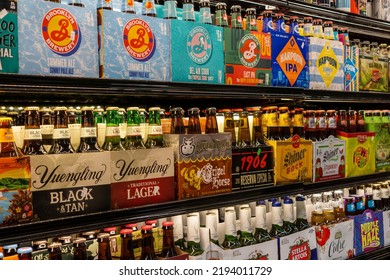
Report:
18,0,98,77
0,0,18,73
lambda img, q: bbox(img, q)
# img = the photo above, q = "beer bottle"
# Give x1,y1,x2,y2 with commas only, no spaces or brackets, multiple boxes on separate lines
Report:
121,0,135,13
304,110,317,141
326,110,337,137
295,195,310,231
186,214,204,256
205,107,218,134
344,197,357,216
94,108,106,148
338,110,348,133
120,229,135,260
163,0,177,19
21,107,47,155
118,108,127,144
278,107,291,140
171,215,187,251
7,110,18,125
2,244,18,260
238,207,256,246
254,203,272,243
292,108,305,138
333,190,347,222
17,247,33,260
73,237,87,260
365,193,376,211
182,0,195,22
215,2,229,27
140,225,156,260
98,0,112,10
32,240,48,251
354,195,365,215
49,107,75,154
142,0,157,17
170,107,185,134
222,109,235,146
315,110,327,141
161,221,177,258
97,233,112,260
266,106,279,140
48,242,62,260
82,231,97,240
381,182,390,211
187,107,201,134
77,107,102,153
205,212,220,246
249,107,264,146
124,107,146,149
348,110,357,133
102,107,125,151
356,110,365,132
282,197,298,235
230,5,243,29
0,116,23,157
269,201,287,238
199,0,212,25
69,0,84,7
372,184,383,210
290,16,299,35
236,110,251,147
145,107,164,148
221,210,240,249
67,108,81,151
245,8,258,31
58,235,72,245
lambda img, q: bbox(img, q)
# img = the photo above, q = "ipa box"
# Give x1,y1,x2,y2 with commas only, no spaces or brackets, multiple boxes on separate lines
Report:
0,0,18,73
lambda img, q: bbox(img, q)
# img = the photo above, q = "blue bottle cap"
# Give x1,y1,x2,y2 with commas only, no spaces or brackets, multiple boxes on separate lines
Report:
284,197,293,204
0,252,3,259
272,201,282,207
17,247,33,254
257,200,266,205
2,244,18,250
295,195,306,202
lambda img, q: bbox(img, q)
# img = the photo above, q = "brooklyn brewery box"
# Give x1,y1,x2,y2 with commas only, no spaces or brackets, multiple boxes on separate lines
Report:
312,135,346,183
98,9,171,81
0,0,18,73
18,0,98,77
224,28,272,86
315,220,354,260
336,131,376,178
170,20,224,84
164,133,232,200
344,45,360,91
308,37,344,90
110,148,175,209
30,153,111,220
271,31,309,88
278,227,318,260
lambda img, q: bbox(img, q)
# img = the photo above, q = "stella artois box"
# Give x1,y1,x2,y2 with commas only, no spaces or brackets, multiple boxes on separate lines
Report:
228,239,278,260
17,0,98,77
351,209,384,257
315,220,354,260
344,45,360,91
271,31,309,88
278,226,318,260
266,135,313,185
164,133,232,200
383,210,390,247
308,37,344,90
336,131,376,178
110,148,175,209
359,44,388,92
30,153,111,221
170,20,225,84
98,9,171,81
0,0,18,73
312,135,346,182
0,156,31,227
224,28,272,86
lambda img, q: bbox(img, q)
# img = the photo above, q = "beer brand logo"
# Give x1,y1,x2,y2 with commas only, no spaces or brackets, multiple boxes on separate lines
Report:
238,33,261,68
344,58,357,84
291,134,301,148
353,146,369,168
123,18,156,62
361,218,381,251
288,238,311,260
42,8,82,56
180,137,195,157
187,26,212,65
316,42,339,88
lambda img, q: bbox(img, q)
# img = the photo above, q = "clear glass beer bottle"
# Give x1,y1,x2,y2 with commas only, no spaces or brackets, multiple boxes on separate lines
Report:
0,117,23,157
102,107,125,151
237,110,251,147
222,109,236,146
49,107,75,154
77,106,102,153
145,107,164,148
22,107,47,155
124,107,146,149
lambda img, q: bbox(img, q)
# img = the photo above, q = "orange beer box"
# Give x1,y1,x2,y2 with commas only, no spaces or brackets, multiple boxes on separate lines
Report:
312,135,346,183
110,148,175,209
30,153,111,221
0,0,18,73
17,0,98,77
267,135,313,185
278,227,318,260
164,133,232,199
336,131,376,178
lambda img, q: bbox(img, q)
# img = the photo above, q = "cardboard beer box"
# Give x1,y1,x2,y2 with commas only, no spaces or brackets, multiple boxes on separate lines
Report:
344,45,360,91
315,220,354,260
365,116,390,172
224,27,272,86
336,131,376,178
278,227,318,260
164,133,232,200
0,156,31,227
170,20,225,84
228,239,278,260
231,146,274,191
383,210,390,247
18,0,98,77
359,44,388,92
30,152,111,221
308,37,344,90
271,31,309,88
266,135,313,185
312,135,346,183
110,148,175,209
0,0,18,73
60,239,99,260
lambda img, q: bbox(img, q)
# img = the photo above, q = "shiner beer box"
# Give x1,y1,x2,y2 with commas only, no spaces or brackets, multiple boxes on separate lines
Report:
0,0,18,73
271,31,309,88
164,133,232,199
18,0,98,77
30,153,111,221
224,28,272,86
110,148,175,209
308,37,344,90
170,20,225,84
98,9,171,81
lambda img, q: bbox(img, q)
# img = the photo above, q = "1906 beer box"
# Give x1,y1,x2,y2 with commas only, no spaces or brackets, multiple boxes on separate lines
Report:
0,0,18,73
18,0,98,77
278,227,318,260
110,148,175,209
30,153,111,220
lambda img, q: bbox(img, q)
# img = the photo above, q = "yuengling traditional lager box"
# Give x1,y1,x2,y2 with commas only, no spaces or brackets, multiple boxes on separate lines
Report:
0,0,18,73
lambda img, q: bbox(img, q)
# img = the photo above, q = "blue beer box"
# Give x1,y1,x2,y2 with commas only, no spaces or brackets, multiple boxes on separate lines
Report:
18,0,98,77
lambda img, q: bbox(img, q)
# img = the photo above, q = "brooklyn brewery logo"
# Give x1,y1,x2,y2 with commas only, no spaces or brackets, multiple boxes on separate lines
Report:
187,26,212,65
238,33,260,68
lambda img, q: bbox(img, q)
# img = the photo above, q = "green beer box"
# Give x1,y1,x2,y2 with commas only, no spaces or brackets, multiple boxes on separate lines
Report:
171,20,225,84
360,45,388,92
0,0,18,73
18,0,98,77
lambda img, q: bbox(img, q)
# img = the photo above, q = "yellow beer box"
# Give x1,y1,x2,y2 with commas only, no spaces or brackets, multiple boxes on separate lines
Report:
267,135,313,185
336,131,376,178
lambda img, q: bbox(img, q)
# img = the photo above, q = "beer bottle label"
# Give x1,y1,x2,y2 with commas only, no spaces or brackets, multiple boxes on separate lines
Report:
278,112,290,127
126,125,142,136
267,112,278,126
40,124,54,135
53,128,70,139
164,1,177,19
148,125,162,135
68,124,81,129
328,117,337,129
183,3,195,21
105,126,120,137
317,117,326,129
80,127,97,138
294,114,304,127
307,117,316,129
0,128,15,143
24,129,42,140
119,123,127,138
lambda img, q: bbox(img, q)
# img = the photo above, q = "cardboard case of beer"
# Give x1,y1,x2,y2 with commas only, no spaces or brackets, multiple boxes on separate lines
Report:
271,31,309,88
17,0,98,77
164,133,232,200
383,210,390,247
224,28,272,86
278,226,318,260
312,135,346,183
110,148,175,209
170,20,225,84
359,46,388,92
365,117,390,172
0,0,18,73
267,135,313,185
315,220,354,260
344,45,360,91
0,156,31,227
308,37,344,90
30,153,111,221
336,131,376,178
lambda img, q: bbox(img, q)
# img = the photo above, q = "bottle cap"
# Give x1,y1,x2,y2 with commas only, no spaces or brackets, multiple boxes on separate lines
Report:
24,106,40,111
17,247,33,254
141,225,153,231
2,244,18,250
148,107,161,112
162,221,174,227
73,237,87,245
53,106,68,111
283,197,293,204
103,227,117,235
127,107,140,111
272,201,282,207
97,233,110,240
295,195,306,202
48,242,62,250
120,228,133,235
106,107,119,111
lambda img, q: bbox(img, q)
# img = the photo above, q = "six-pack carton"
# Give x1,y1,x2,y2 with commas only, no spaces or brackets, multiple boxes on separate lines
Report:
277,227,318,260
0,0,18,73
344,45,360,91
359,44,388,92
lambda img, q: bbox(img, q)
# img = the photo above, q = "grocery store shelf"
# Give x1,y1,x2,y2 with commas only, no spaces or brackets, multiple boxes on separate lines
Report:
350,246,390,260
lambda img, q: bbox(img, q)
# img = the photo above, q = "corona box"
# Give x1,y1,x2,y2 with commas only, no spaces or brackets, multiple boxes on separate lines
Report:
0,0,18,73
18,0,98,77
